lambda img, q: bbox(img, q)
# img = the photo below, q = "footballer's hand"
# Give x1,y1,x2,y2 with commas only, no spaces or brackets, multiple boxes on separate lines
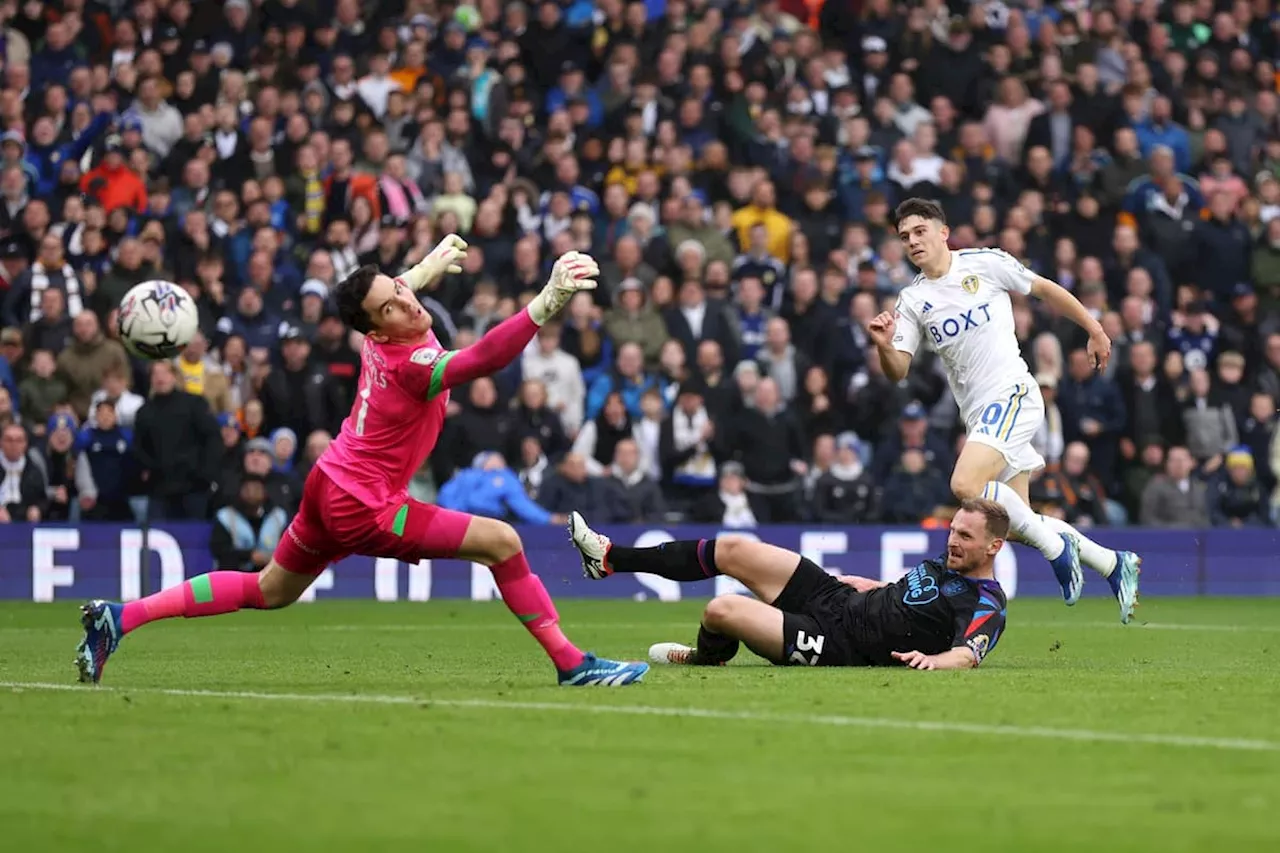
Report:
529,251,600,325
399,234,468,292
868,311,897,347
892,650,937,670
838,575,886,593
1087,330,1112,372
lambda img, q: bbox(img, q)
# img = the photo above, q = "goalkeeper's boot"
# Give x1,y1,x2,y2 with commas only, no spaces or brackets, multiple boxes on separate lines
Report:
75,600,123,685
557,653,648,686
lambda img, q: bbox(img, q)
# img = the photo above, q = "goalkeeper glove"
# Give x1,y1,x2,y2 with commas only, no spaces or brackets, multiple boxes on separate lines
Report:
397,234,468,292
527,251,600,326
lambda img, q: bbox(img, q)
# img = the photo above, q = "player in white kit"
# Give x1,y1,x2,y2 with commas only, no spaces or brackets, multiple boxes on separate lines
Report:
868,198,1141,623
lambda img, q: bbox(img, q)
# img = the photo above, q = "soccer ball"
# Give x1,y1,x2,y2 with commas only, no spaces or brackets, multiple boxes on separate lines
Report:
117,280,199,359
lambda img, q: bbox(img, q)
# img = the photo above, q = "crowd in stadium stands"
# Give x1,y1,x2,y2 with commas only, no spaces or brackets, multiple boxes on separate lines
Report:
0,0,1276,544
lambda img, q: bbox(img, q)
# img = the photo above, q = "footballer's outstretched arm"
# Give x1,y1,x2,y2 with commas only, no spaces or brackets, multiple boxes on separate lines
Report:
1029,276,1113,370
891,648,978,671
423,252,600,398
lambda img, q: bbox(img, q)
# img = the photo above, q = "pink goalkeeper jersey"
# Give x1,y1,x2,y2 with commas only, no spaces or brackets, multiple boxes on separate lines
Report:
316,331,456,507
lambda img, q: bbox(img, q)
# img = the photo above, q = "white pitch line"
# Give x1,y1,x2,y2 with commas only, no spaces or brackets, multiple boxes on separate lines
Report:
3,619,1280,634
2,681,1276,754
2,617,1280,630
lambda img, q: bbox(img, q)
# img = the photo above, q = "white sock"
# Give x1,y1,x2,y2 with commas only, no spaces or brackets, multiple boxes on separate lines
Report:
981,482,1064,560
1038,514,1117,577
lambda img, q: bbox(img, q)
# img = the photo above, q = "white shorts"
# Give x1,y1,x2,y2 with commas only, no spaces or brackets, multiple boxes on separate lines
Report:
964,380,1046,482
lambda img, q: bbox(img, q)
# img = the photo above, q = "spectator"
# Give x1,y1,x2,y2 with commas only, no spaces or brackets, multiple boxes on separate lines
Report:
88,365,145,430
1057,441,1114,528
0,422,46,522
797,365,842,440
521,322,585,435
75,399,134,521
23,287,74,354
1139,445,1210,527
534,452,623,521
662,279,737,366
873,401,953,482
1181,368,1239,470
721,377,806,523
667,193,735,268
259,327,330,445
603,278,668,369
1123,440,1166,519
509,379,570,465
585,341,657,422
41,412,80,522
238,437,301,517
732,224,788,311
755,316,811,404
780,267,837,370
606,438,665,523
812,432,878,524
18,349,66,436
879,448,951,525
573,390,633,478
6,230,85,330
689,461,757,529
56,310,130,422
660,379,718,506
1208,447,1267,528
516,437,550,504
730,181,793,265
1118,341,1184,466
175,331,233,415
133,360,219,520
210,473,288,573
79,134,146,215
731,275,774,363
1243,392,1277,495
1031,373,1066,470
1058,348,1126,489
439,376,512,480
299,431,331,481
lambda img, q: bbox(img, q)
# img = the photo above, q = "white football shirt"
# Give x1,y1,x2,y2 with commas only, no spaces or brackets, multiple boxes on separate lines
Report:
892,248,1036,422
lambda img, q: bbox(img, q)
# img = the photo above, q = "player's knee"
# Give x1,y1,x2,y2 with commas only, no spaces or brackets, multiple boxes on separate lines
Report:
481,520,523,563
713,536,747,570
257,562,306,608
950,471,984,500
702,595,742,631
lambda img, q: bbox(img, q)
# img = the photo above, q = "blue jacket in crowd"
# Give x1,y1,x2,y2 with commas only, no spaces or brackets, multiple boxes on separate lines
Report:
25,112,112,198
437,455,552,525
76,424,133,502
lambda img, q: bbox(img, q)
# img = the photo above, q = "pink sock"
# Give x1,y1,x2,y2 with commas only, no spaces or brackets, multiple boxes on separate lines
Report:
491,552,585,671
120,572,266,634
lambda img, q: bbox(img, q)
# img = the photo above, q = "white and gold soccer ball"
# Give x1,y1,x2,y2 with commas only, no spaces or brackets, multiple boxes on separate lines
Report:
117,280,199,359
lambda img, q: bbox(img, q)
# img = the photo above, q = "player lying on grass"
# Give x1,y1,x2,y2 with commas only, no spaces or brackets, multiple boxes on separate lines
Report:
568,499,1009,670
870,197,1140,623
76,238,648,688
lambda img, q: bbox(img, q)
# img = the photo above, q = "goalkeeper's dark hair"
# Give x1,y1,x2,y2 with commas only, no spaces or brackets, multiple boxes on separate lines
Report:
894,197,947,227
334,264,380,334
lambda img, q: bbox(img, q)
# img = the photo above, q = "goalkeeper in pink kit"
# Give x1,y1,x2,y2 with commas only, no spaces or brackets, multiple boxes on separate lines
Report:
76,239,649,687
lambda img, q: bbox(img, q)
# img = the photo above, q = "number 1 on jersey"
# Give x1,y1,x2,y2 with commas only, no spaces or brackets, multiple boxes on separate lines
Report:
355,383,371,435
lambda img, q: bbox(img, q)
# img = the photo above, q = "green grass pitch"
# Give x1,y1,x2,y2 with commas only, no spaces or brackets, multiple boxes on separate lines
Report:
1,597,1278,853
